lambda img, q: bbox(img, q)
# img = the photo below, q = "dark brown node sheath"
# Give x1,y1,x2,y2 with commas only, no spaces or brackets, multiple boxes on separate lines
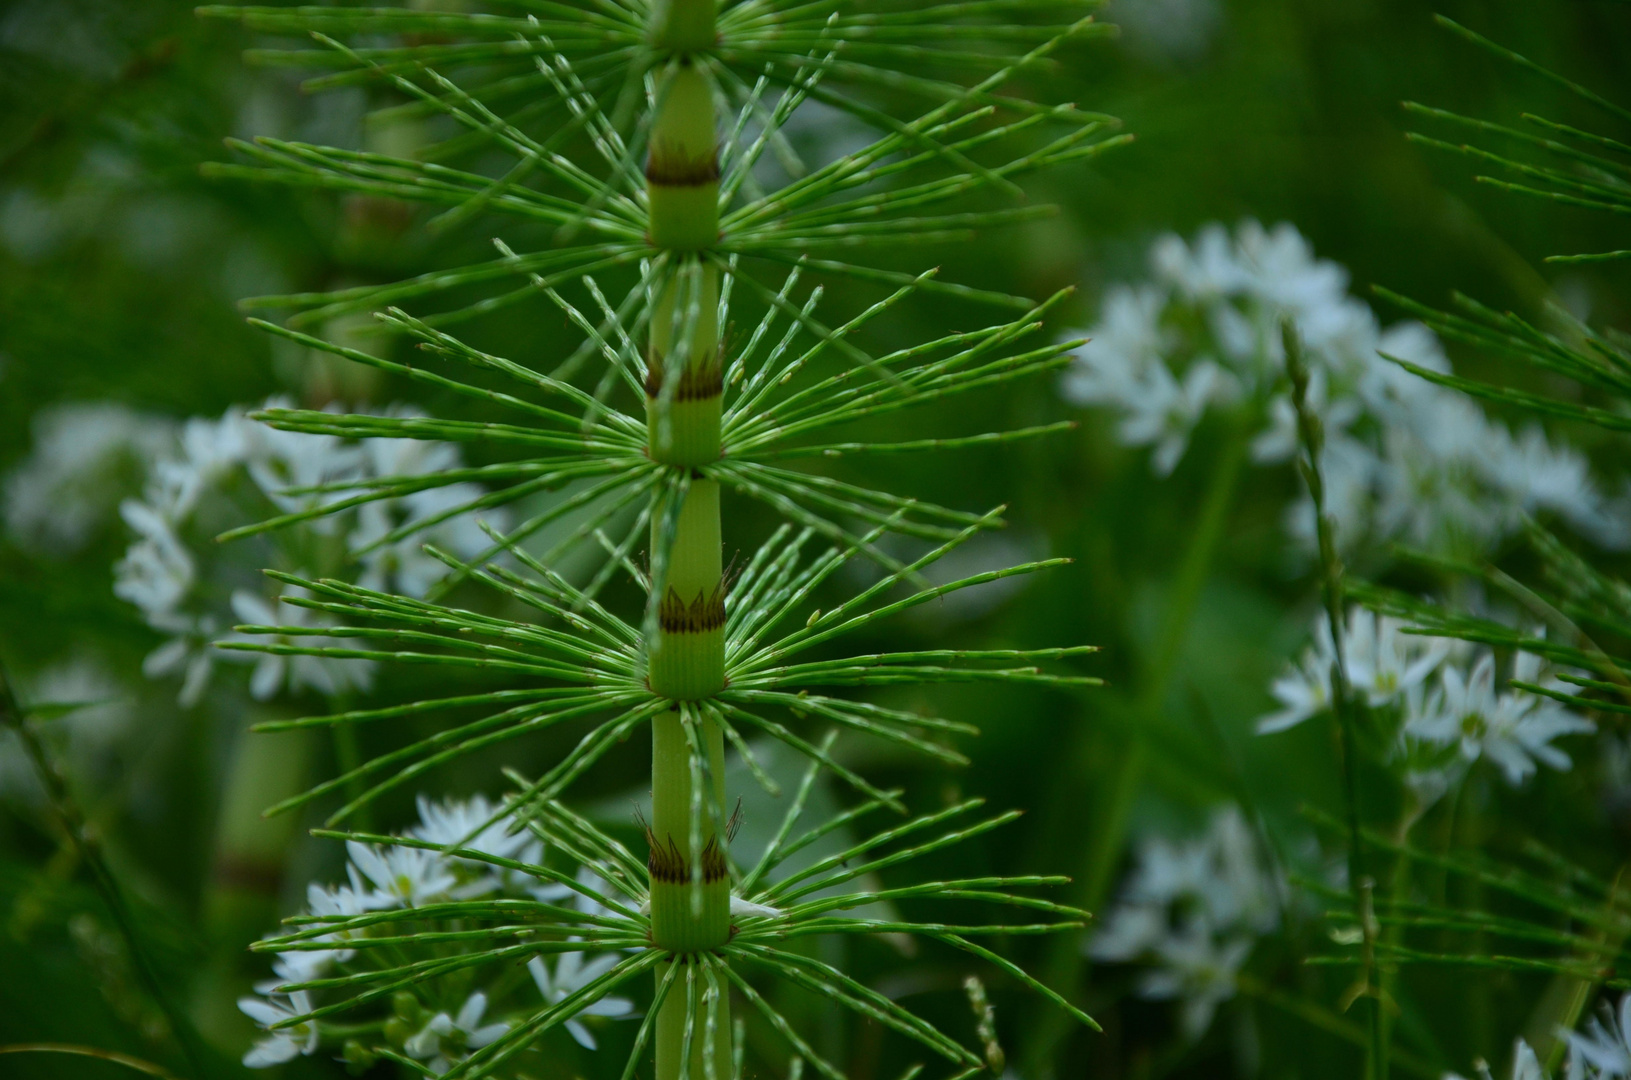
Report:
646,142,721,187
644,355,723,401
647,831,729,884
659,583,727,633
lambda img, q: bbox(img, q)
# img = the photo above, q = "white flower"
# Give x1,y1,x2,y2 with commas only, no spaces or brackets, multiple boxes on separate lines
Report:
1568,992,1631,1079
1258,609,1448,734
1490,425,1620,548
0,657,137,801
1283,433,1381,553
1234,220,1353,321
410,794,542,894
1365,321,1450,417
114,501,194,618
1152,224,1249,301
1116,360,1226,476
1087,904,1168,963
1060,284,1171,407
1113,0,1222,64
263,880,378,986
405,991,509,1075
345,840,458,908
1446,1038,1549,1080
147,407,255,521
4,402,174,553
1065,219,1619,560
140,610,219,707
243,413,365,533
239,990,319,1068
528,952,636,1050
541,864,621,917
222,588,374,701
1087,806,1280,1041
350,482,495,599
1405,653,1594,787
1250,365,1362,465
1344,609,1451,708
1137,925,1254,1041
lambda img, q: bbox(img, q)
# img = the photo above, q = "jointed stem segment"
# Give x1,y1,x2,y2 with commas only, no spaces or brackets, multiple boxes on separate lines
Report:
644,1,732,1069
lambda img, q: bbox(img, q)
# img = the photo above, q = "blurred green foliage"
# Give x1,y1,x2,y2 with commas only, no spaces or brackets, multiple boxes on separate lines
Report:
4,2,1631,1078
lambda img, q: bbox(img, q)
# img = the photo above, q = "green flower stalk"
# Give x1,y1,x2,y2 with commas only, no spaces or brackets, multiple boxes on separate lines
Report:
205,0,1124,1076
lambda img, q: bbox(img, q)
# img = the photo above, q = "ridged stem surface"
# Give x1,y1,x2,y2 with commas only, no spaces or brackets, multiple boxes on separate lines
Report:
642,4,732,1073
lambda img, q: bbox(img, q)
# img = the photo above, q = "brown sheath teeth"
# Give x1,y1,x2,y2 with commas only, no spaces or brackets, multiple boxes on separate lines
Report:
647,832,728,884
659,584,727,633
646,143,721,187
645,355,723,401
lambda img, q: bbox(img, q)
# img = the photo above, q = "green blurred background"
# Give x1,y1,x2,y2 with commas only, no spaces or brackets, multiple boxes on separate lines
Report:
3,1,1630,1078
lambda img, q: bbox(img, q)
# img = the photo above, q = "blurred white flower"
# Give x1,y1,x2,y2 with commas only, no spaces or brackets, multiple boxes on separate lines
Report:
1139,925,1254,1041
1117,360,1226,476
0,656,138,802
4,402,174,553
1446,1038,1549,1080
244,415,365,534
350,481,495,599
139,611,219,708
222,589,374,701
147,406,256,520
1112,0,1222,65
113,501,194,618
239,990,319,1068
1088,806,1280,1041
1567,992,1631,1079
111,397,498,706
528,952,636,1050
405,991,509,1075
1063,220,1620,556
1060,284,1169,407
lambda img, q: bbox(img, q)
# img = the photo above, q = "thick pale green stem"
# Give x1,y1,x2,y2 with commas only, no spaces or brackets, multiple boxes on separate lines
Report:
648,478,724,699
647,64,718,253
650,0,716,60
643,8,731,1074
649,712,729,949
646,266,721,467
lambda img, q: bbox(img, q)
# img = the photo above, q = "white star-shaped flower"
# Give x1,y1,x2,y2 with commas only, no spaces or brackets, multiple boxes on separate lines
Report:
238,990,319,1068
405,992,509,1075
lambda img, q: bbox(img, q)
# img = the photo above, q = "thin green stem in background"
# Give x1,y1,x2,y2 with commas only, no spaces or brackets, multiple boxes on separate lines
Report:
0,657,209,1080
1284,319,1382,1080
1021,413,1250,1075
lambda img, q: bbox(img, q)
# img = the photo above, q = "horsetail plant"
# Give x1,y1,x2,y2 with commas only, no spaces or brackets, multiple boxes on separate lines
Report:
203,0,1119,1076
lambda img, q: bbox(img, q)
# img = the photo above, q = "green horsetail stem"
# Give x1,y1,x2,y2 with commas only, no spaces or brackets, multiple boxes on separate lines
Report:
645,0,732,1070
651,0,717,55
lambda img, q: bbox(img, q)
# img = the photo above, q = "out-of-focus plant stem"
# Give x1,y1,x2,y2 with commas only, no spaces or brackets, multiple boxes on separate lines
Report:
1284,318,1382,1080
0,656,207,1080
1023,414,1251,1075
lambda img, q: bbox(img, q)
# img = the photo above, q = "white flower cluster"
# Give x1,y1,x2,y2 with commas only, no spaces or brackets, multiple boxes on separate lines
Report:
1260,608,1593,795
1566,993,1631,1080
1062,221,1619,554
239,793,634,1072
1449,993,1631,1080
108,399,497,705
1088,805,1281,1040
